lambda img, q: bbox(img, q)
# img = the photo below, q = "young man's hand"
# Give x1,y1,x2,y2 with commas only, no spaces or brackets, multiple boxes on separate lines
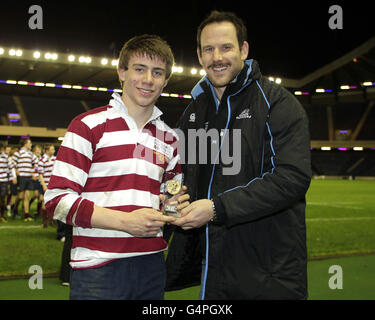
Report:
91,205,176,237
122,208,176,237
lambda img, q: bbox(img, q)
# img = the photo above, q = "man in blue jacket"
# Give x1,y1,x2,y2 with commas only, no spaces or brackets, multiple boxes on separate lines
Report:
166,10,312,299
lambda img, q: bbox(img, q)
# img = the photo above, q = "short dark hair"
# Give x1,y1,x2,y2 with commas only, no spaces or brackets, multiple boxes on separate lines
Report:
44,144,55,152
118,34,175,87
19,138,30,147
197,10,247,54
33,144,42,151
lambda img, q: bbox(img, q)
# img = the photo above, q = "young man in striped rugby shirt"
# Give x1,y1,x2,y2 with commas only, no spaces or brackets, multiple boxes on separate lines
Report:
0,142,15,222
45,35,189,300
13,138,38,221
38,144,56,228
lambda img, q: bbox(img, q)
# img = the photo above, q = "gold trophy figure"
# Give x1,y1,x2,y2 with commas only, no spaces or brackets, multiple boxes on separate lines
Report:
161,172,184,218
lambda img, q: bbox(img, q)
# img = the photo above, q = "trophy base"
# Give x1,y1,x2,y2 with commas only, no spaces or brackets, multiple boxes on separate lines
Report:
164,212,180,218
163,205,180,218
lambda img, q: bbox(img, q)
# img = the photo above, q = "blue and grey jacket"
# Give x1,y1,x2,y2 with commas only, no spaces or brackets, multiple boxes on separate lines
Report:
166,59,312,299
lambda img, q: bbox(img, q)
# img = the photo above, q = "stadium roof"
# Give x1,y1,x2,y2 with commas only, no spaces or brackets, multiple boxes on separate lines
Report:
0,1,373,101
1,36,374,104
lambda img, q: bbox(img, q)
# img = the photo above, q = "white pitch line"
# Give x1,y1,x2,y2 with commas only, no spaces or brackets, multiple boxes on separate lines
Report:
0,225,42,230
306,217,375,222
307,202,364,210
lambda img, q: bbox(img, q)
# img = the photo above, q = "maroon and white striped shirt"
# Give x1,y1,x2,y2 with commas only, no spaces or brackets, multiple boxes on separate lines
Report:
13,148,38,177
38,153,56,185
0,152,15,183
44,93,181,269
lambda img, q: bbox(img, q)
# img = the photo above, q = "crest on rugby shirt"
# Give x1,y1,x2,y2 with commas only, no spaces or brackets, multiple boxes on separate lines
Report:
153,138,173,160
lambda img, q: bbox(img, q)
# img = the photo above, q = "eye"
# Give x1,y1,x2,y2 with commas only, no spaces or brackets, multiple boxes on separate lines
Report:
135,67,145,73
204,46,214,53
153,70,164,77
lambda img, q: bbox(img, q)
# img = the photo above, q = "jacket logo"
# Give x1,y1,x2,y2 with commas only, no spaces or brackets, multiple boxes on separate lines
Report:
236,108,252,120
189,113,196,122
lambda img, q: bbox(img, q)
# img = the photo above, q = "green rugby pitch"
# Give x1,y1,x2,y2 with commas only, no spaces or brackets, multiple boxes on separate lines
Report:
0,179,374,299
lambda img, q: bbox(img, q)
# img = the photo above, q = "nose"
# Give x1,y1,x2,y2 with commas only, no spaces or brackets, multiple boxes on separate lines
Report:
142,70,153,84
213,48,223,61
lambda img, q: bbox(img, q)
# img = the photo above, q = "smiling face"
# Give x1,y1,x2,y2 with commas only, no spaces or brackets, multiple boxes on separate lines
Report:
118,53,168,112
198,21,249,98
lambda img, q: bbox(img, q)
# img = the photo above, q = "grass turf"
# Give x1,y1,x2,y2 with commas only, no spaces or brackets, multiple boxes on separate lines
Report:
0,221,64,277
1,254,374,300
0,179,374,299
306,180,375,258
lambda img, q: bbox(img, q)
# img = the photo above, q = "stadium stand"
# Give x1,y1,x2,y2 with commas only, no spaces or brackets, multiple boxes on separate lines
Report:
18,96,87,129
311,151,375,176
305,105,330,140
0,37,374,177
0,95,20,125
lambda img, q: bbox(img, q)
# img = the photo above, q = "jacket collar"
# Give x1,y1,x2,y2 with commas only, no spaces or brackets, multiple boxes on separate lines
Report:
191,59,261,101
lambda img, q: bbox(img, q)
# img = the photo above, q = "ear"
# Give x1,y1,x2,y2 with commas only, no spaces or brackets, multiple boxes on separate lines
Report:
240,41,249,61
197,47,203,67
117,68,126,82
162,78,169,90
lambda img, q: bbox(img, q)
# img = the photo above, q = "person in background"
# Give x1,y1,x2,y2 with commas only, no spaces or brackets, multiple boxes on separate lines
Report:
30,144,43,219
13,138,38,222
38,144,56,228
0,142,15,222
8,147,19,219
4,145,13,218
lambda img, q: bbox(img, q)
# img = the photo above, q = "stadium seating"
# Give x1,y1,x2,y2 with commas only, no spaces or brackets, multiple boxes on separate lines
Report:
17,96,87,129
1,93,374,176
312,151,375,176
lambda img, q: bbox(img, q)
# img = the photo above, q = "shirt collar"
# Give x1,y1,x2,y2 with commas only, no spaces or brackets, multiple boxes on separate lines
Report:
109,93,163,122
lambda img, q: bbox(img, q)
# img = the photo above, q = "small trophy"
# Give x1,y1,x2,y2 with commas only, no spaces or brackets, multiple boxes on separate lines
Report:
161,172,184,218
